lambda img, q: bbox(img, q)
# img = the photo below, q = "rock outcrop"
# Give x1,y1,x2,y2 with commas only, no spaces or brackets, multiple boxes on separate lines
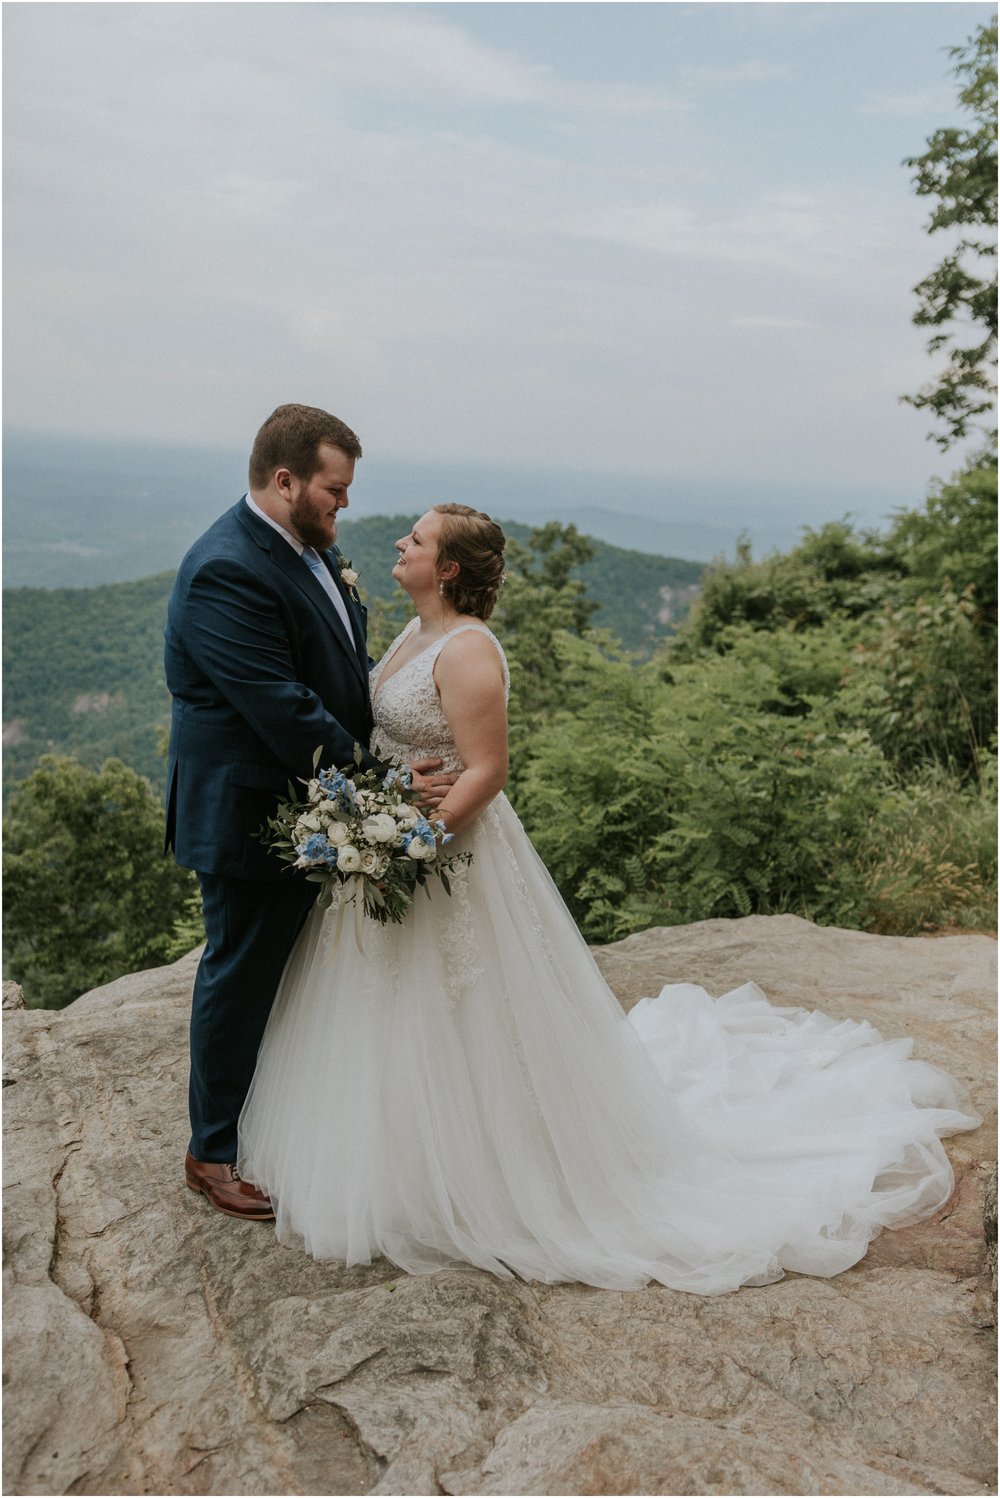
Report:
3,915,996,1496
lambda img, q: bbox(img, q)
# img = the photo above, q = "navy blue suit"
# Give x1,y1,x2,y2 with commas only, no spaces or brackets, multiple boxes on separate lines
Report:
164,499,379,1160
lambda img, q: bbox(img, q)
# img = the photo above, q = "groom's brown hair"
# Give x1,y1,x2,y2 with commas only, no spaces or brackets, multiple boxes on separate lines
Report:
248,404,362,488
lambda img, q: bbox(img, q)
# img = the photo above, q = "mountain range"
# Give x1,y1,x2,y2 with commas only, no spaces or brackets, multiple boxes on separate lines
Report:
3,429,909,589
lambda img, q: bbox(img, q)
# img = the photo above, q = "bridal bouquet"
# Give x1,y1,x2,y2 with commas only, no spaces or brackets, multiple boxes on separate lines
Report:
261,747,471,926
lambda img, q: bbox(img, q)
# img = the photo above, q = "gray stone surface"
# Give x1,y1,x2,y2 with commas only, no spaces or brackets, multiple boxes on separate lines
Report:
3,916,996,1496
3,979,26,1010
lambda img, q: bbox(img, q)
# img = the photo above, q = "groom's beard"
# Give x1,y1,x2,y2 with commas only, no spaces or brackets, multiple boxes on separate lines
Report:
290,497,337,552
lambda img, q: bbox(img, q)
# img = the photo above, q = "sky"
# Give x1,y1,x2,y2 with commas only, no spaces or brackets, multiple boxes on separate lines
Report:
3,1,995,535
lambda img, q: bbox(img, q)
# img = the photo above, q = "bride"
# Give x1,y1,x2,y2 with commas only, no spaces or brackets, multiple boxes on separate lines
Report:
238,503,978,1295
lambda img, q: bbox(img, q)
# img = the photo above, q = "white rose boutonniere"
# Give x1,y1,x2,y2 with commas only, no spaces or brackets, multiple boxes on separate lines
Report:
338,555,361,601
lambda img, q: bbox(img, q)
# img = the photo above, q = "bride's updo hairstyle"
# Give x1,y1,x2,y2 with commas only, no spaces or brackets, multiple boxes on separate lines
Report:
433,504,506,621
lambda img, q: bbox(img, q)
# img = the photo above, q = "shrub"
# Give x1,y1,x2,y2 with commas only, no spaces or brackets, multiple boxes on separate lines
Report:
856,756,998,934
513,633,891,941
511,625,997,943
3,756,196,1008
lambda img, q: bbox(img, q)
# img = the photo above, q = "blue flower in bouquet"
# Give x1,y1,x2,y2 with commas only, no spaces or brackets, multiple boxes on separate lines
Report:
402,817,438,861
317,768,354,803
297,832,333,866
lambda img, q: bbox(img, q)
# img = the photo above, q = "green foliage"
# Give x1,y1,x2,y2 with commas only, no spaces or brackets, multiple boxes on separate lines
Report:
843,585,996,774
884,456,997,615
514,633,888,941
506,635,663,940
675,521,903,653
2,756,197,1009
902,20,998,447
853,758,997,935
508,486,997,942
494,523,600,747
672,484,997,778
365,591,415,663
3,573,176,802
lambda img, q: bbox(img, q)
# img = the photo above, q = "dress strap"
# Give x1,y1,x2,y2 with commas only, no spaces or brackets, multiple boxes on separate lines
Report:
429,623,510,696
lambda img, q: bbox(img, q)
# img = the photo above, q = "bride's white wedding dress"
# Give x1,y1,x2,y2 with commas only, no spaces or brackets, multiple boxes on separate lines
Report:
238,620,979,1294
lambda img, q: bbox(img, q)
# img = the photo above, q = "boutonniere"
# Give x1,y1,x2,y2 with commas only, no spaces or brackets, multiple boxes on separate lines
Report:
337,556,361,602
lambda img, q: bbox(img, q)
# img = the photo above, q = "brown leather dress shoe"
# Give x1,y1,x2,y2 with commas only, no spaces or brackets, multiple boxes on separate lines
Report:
184,1150,276,1221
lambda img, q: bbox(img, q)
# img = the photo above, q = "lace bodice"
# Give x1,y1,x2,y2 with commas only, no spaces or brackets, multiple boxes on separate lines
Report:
370,618,510,773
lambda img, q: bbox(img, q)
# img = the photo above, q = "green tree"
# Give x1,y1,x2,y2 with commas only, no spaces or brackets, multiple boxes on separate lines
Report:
902,20,998,448
3,756,196,1009
842,584,995,776
492,522,605,791
494,521,600,709
673,520,903,654
885,456,998,619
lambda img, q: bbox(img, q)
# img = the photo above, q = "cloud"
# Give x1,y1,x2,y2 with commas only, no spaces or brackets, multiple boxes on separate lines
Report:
316,9,547,104
731,316,817,330
312,8,686,116
683,59,790,86
857,85,955,117
550,190,895,286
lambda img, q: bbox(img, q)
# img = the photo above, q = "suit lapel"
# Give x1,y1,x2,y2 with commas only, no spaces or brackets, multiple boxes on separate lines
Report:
236,505,368,689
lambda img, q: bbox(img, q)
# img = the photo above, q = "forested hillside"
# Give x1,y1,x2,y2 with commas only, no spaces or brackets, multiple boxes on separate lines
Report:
3,574,177,802
2,519,702,800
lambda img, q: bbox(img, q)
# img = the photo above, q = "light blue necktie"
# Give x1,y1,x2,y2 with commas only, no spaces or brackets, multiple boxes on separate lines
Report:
301,547,358,652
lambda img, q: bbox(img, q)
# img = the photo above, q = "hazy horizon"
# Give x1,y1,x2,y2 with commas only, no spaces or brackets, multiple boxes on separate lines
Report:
2,424,945,591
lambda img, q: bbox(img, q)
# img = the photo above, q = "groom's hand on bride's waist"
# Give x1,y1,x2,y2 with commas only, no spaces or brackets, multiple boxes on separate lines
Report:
408,758,458,809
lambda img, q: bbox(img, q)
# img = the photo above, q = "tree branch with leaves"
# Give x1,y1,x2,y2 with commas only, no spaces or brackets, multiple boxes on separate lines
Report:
902,20,997,450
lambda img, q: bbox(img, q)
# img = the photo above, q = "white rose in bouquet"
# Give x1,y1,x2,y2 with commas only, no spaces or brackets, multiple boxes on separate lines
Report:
337,845,362,872
360,849,388,876
326,821,351,846
362,813,399,844
407,838,436,861
395,804,420,828
294,811,322,836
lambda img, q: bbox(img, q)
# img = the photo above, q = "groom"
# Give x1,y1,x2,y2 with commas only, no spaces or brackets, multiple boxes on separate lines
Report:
164,403,447,1220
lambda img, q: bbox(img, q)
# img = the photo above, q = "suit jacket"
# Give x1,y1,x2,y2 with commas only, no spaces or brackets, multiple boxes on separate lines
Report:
164,499,379,880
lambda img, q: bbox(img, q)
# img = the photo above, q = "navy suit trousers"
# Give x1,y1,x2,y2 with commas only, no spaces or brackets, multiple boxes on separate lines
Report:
189,873,319,1161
